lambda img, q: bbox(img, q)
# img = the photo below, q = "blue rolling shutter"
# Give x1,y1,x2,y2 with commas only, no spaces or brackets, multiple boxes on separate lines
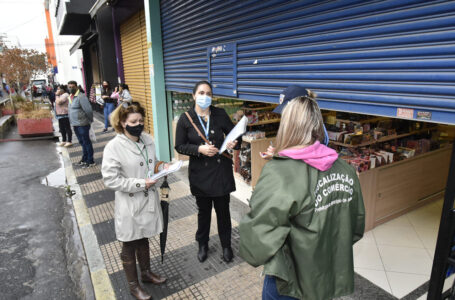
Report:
160,0,455,124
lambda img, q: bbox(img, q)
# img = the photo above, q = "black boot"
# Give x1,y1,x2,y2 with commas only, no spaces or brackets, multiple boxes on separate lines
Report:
197,243,208,262
121,252,152,300
222,247,233,263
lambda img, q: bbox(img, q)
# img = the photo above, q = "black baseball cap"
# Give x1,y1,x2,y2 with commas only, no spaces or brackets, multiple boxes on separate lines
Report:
273,85,309,114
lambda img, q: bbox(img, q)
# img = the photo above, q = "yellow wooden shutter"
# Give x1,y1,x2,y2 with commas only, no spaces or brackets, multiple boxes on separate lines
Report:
120,10,154,135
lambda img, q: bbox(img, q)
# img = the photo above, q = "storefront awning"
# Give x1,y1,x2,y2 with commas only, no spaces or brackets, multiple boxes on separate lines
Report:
59,1,92,35
89,0,108,18
69,32,97,55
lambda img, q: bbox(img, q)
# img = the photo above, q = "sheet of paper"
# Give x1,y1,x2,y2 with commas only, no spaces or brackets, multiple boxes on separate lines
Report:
148,160,183,181
219,115,248,154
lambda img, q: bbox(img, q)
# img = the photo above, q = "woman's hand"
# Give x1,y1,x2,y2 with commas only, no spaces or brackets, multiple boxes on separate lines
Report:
266,145,275,155
145,178,158,189
163,163,170,170
198,144,219,157
226,140,238,150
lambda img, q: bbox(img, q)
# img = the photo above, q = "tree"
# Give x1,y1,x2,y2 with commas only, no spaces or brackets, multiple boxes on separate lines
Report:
0,43,47,91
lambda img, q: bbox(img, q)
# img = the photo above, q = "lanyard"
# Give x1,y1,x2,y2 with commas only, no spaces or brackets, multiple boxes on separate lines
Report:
197,115,210,139
133,139,150,176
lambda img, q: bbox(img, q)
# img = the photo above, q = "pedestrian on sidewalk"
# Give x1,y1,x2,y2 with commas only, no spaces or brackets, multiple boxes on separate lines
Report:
101,102,167,300
118,83,132,105
68,80,95,168
175,81,241,263
101,80,115,133
239,86,365,300
55,84,72,147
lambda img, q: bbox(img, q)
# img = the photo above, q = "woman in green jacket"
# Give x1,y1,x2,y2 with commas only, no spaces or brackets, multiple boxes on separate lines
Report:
239,85,365,300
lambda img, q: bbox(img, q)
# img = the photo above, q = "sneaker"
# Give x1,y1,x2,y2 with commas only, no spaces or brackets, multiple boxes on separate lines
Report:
64,142,73,147
83,162,96,168
57,142,66,147
102,128,108,133
76,160,86,166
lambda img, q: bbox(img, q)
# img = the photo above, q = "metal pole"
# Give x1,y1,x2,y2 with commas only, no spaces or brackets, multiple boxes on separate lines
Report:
428,140,455,299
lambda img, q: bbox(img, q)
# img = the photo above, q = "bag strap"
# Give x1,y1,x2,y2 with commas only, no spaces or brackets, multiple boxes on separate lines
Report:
185,112,232,160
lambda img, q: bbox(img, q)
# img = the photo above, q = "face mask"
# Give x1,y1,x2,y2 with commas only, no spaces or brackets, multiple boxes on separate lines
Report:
69,88,77,95
196,94,212,109
125,124,144,137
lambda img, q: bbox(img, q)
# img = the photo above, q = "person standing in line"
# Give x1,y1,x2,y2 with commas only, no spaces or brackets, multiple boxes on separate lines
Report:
239,86,365,300
68,80,95,168
111,85,120,103
102,102,167,300
101,80,115,133
55,85,72,147
175,81,241,263
119,83,133,105
48,86,56,109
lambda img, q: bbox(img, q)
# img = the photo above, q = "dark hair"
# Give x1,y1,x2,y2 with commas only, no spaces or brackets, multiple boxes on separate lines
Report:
58,84,68,93
110,101,146,134
103,80,110,87
192,80,212,95
120,83,129,90
68,80,77,86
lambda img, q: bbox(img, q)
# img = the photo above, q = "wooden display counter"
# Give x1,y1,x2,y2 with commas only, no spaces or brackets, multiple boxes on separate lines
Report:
244,137,451,232
361,145,451,231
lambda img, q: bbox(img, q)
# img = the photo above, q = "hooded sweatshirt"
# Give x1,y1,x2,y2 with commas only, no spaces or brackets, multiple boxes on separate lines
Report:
239,141,365,300
278,140,338,171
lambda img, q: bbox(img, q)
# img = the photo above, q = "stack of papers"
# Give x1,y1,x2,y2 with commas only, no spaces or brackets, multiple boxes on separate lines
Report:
148,160,183,181
219,115,248,154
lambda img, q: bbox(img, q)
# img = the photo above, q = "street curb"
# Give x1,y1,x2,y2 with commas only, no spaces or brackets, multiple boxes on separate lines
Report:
61,145,116,300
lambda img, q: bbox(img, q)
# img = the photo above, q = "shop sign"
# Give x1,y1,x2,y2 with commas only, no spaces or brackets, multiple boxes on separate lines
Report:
416,111,432,120
397,108,414,119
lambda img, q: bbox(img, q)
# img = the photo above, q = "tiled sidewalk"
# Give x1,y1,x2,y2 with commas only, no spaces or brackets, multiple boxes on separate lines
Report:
66,123,263,299
65,119,432,300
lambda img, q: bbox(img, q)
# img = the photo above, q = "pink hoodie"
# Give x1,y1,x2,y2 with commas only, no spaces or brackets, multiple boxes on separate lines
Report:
278,141,338,171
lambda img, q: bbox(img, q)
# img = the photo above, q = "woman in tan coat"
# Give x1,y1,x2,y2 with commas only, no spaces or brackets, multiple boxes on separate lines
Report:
101,102,167,300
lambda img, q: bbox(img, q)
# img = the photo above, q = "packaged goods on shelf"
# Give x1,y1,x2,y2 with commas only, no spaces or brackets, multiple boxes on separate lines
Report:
242,131,266,142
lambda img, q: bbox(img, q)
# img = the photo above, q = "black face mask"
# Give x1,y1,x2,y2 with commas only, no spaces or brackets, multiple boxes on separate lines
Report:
125,124,144,137
69,88,77,95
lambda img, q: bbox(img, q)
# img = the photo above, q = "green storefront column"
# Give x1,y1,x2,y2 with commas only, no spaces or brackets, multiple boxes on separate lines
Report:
144,0,171,161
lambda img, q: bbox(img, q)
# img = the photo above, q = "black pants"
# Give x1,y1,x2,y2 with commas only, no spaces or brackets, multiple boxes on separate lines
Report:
195,195,232,248
58,117,72,142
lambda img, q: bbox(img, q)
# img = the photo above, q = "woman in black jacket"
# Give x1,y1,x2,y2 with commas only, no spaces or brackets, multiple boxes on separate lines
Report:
102,80,115,132
175,81,241,263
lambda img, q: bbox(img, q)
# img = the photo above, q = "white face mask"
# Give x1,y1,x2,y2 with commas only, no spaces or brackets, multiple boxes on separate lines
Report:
196,94,212,109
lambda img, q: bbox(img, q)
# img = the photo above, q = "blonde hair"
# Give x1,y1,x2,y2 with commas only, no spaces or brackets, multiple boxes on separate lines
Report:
110,102,145,134
275,90,325,153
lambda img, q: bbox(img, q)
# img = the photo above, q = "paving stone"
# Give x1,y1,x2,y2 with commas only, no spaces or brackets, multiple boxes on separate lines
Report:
84,190,115,208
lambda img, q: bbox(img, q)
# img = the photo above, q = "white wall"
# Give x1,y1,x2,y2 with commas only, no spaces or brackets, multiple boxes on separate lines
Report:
49,0,84,86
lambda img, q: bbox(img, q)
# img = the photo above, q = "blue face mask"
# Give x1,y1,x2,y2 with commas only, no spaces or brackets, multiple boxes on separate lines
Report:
196,94,212,109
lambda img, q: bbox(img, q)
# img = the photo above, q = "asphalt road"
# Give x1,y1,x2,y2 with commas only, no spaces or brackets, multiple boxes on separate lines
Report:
0,128,81,299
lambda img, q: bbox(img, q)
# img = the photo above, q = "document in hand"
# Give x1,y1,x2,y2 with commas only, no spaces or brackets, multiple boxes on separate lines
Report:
148,160,183,181
219,115,248,154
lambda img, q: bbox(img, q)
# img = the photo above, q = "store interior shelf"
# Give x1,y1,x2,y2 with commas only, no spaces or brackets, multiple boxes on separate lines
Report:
247,119,281,126
329,127,437,148
334,116,389,125
242,105,277,111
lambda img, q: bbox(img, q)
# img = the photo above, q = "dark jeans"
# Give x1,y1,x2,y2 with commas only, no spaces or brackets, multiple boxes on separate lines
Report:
262,275,298,300
73,125,94,164
58,117,72,142
104,102,115,129
195,195,232,248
